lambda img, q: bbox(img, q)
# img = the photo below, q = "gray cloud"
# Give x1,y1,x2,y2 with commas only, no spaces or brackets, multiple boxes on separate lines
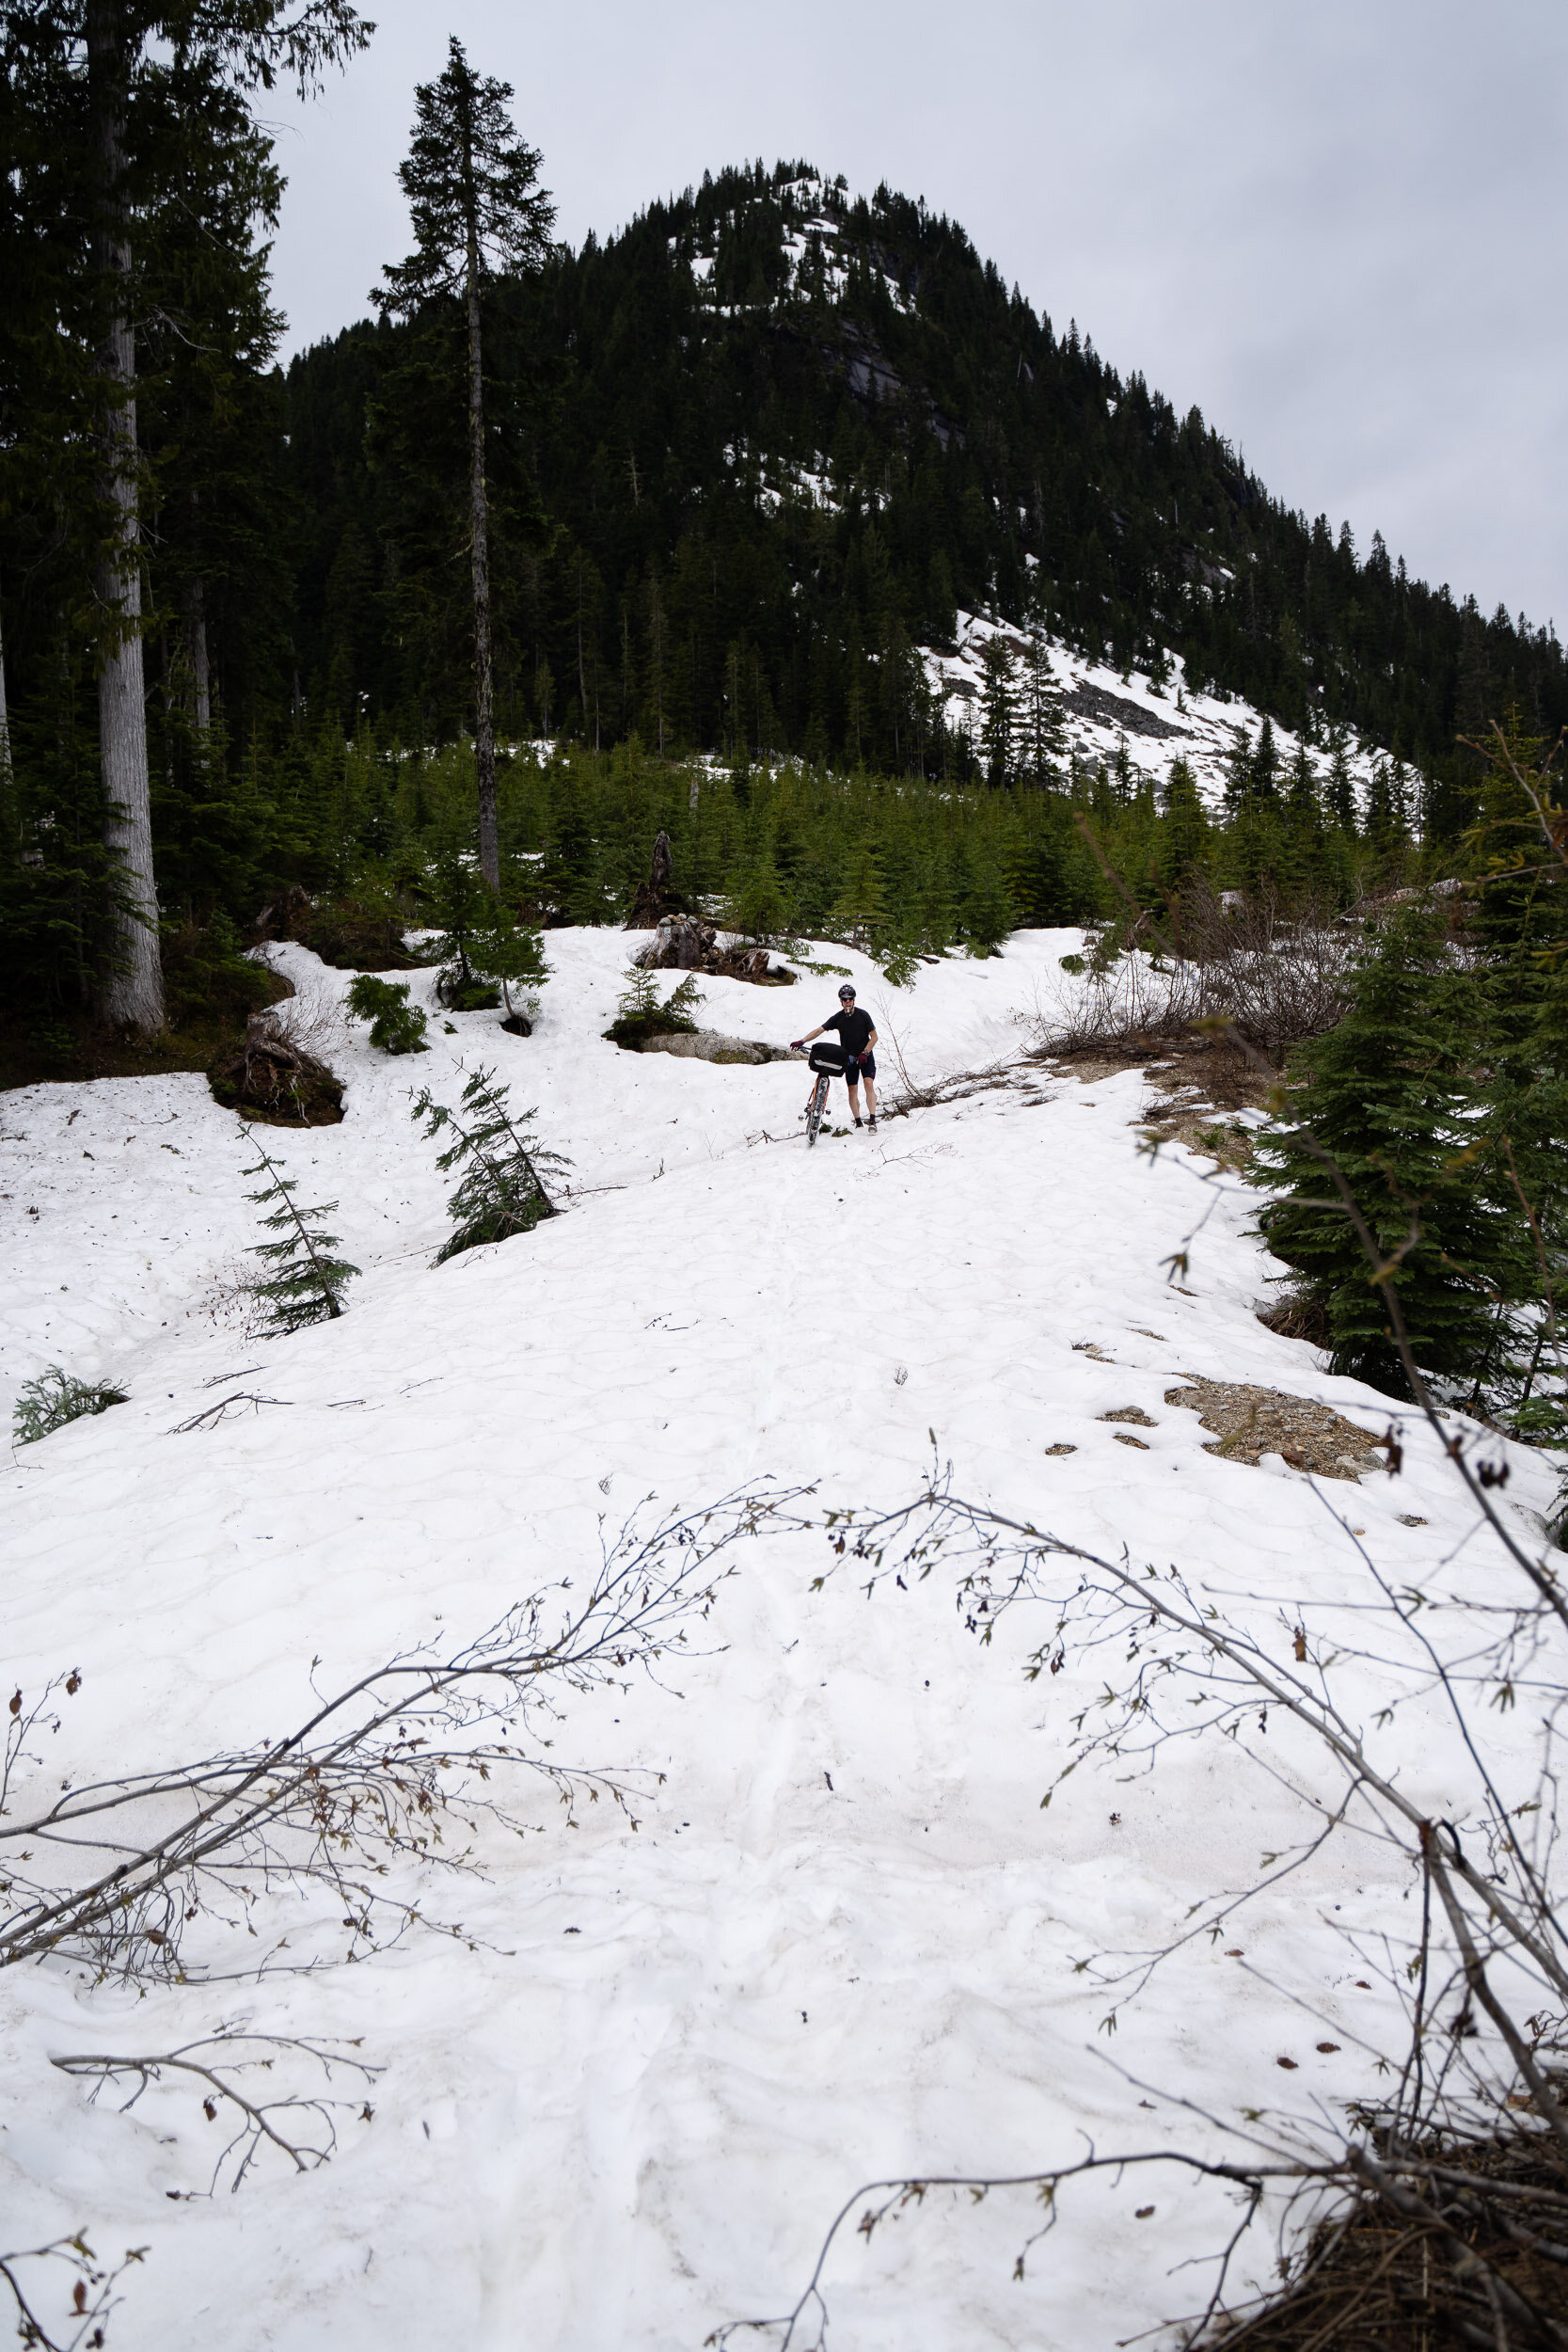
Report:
263,0,1568,628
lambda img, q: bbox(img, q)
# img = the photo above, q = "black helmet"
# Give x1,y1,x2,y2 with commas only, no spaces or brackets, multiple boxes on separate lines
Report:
838,983,856,1001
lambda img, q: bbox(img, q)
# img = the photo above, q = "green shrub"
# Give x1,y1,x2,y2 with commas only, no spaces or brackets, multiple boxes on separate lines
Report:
346,974,429,1054
13,1367,128,1446
603,966,703,1050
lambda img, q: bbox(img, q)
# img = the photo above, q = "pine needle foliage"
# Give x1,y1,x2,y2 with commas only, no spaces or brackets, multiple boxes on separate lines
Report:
243,1134,361,1330
12,1367,129,1448
412,1064,565,1262
1255,910,1531,1399
423,852,500,1009
603,965,702,1050
469,906,550,1021
346,974,429,1053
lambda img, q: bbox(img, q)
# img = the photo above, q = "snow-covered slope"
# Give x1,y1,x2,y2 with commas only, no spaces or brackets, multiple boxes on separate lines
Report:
925,612,1385,810
0,936,1551,2350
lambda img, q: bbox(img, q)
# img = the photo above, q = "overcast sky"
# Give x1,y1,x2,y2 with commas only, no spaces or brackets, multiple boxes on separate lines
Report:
261,0,1568,633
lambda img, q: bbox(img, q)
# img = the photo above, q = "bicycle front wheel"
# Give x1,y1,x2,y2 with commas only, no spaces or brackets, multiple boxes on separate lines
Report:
806,1073,829,1147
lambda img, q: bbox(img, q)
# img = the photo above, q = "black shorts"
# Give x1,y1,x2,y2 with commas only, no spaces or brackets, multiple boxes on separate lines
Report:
844,1050,875,1086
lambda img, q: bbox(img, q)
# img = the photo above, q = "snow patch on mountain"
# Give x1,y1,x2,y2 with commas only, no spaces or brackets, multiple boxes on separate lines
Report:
923,610,1386,812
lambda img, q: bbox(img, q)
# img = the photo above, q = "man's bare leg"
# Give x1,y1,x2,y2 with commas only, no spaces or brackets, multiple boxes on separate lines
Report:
846,1084,862,1123
862,1074,878,1120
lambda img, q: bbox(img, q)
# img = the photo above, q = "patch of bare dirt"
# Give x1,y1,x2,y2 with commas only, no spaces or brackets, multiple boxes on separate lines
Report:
1135,1042,1285,1168
1164,1380,1386,1480
1036,1040,1279,1167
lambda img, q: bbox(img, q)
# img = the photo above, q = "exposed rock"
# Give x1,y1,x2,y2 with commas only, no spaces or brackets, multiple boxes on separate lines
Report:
1066,681,1188,741
1164,1380,1386,1480
639,1028,793,1066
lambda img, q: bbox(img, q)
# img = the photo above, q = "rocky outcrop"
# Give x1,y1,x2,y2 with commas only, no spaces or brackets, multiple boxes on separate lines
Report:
639,1028,793,1066
1066,682,1188,741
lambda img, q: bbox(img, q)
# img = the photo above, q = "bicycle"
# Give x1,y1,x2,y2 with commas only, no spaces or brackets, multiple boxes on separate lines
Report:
796,1038,848,1148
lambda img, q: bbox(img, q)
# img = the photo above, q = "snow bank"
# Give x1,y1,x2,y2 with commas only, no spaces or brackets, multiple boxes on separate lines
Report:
0,931,1553,2349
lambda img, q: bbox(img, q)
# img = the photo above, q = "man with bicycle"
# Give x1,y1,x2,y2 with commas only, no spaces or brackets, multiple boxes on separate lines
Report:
791,983,879,1130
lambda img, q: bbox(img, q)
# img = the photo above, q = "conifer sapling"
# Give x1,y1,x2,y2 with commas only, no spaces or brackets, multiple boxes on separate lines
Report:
243,1133,361,1329
412,1065,566,1262
12,1368,128,1448
346,974,429,1054
470,906,551,1024
603,966,702,1050
427,851,500,1009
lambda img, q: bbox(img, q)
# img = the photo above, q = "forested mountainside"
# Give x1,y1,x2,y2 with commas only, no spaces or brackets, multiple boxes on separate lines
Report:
285,159,1566,787
5,97,1565,1076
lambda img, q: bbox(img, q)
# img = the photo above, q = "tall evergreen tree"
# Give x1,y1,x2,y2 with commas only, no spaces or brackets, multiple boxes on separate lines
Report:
1323,725,1357,834
977,635,1018,787
2,0,368,1035
1019,627,1066,785
1159,756,1209,880
375,39,556,894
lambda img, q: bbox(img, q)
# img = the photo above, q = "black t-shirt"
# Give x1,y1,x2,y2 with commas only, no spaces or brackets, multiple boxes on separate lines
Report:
824,1007,873,1058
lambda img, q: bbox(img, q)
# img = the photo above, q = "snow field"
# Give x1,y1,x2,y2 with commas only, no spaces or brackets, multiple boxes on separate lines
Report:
1,930,1556,2349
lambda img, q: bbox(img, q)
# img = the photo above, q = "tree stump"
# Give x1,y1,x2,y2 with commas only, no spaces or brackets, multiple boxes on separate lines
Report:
209,1009,345,1125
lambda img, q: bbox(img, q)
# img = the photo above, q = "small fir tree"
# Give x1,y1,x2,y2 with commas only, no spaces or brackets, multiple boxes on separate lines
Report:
958,841,1016,958
1324,726,1358,833
1279,744,1326,887
725,840,790,942
1020,628,1067,784
827,841,887,949
244,1136,361,1329
1255,911,1530,1398
470,905,551,1022
1160,756,1210,879
427,850,500,1009
977,637,1019,787
1251,717,1280,802
603,965,702,1050
12,1366,129,1447
1223,726,1256,817
346,973,429,1053
413,1065,565,1260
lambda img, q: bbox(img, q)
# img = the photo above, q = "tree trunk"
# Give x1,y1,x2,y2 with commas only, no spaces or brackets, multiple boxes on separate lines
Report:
466,240,499,892
185,532,212,737
0,583,11,797
87,1,163,1032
